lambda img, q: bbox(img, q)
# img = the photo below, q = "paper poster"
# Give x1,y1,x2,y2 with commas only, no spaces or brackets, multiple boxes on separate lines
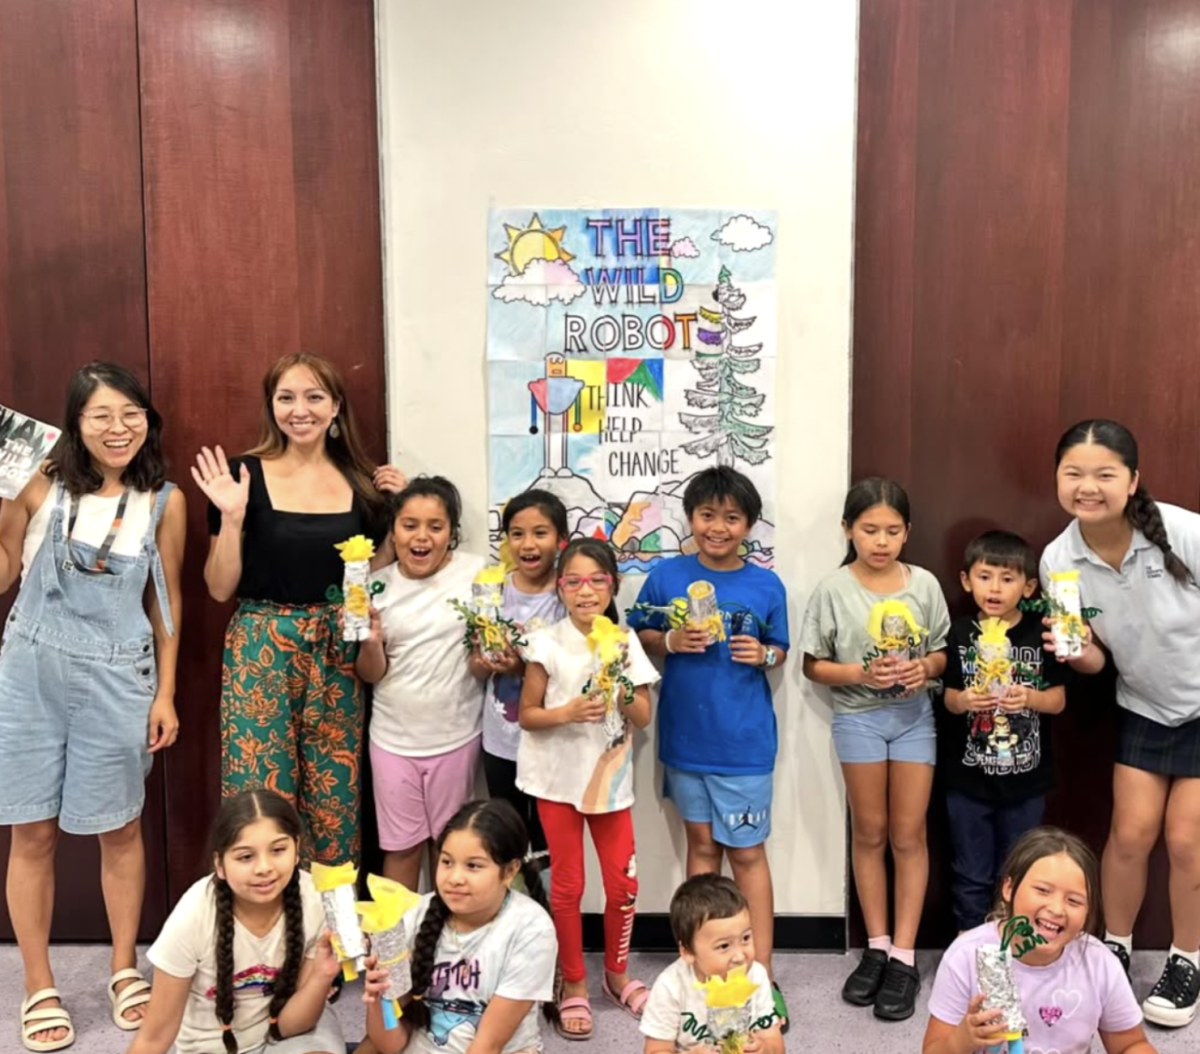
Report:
0,404,59,500
487,208,777,574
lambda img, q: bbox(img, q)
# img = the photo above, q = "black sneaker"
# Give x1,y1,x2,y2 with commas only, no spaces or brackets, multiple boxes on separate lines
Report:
1143,954,1200,1028
841,948,888,1006
873,959,921,1022
1104,939,1132,978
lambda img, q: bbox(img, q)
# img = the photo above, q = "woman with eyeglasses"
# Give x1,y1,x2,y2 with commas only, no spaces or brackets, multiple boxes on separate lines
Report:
0,361,185,1052
193,353,405,871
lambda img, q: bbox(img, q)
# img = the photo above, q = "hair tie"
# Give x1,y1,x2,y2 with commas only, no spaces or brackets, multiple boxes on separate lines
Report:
411,994,423,1002
558,539,568,551
221,1023,234,1031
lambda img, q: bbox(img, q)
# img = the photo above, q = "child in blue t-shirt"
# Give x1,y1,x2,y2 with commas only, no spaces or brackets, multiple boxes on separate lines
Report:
627,466,790,1029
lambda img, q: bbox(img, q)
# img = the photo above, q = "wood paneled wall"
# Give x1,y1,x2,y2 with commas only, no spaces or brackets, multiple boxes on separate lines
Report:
854,0,1200,949
0,0,384,939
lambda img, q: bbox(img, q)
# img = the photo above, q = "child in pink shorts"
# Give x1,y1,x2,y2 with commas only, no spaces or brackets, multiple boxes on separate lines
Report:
356,476,490,890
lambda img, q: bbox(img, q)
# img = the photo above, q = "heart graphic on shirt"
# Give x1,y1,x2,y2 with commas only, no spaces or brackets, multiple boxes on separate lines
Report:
1029,1048,1062,1054
1038,1005,1063,1026
1050,988,1082,1020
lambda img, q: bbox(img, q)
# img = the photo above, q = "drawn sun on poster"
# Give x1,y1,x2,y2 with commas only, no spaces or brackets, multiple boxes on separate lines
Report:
495,213,575,275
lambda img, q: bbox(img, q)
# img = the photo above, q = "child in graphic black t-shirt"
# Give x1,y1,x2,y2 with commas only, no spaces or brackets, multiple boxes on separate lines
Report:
940,531,1069,931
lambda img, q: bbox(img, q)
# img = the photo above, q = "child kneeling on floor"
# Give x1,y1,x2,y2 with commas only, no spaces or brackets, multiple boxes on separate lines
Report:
640,874,783,1053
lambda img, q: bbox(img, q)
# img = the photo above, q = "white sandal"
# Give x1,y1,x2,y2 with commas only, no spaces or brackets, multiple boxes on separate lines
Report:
108,968,151,1031
20,987,75,1052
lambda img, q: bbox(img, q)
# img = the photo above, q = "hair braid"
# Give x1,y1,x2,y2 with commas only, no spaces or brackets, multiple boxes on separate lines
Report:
213,878,239,1054
518,860,561,1027
1128,486,1193,585
405,894,451,1033
265,869,305,1040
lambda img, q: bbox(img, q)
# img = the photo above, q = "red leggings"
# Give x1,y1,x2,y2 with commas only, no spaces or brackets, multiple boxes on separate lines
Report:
537,799,638,982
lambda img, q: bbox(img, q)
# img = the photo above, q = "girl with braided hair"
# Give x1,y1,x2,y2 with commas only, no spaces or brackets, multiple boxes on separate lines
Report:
1043,419,1200,1029
126,790,346,1054
365,798,558,1054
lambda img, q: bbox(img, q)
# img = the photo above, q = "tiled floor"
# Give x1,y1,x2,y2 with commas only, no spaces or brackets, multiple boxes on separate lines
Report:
1,946,1194,1052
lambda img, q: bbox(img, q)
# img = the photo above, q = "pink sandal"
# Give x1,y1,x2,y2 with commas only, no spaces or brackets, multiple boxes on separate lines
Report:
555,996,593,1041
601,976,650,1019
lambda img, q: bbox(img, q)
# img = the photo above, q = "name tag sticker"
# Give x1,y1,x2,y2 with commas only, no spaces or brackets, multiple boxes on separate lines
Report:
1146,565,1165,580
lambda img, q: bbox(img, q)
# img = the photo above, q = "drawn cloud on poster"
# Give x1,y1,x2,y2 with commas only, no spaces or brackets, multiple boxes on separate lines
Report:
669,236,700,258
712,214,774,252
492,258,587,306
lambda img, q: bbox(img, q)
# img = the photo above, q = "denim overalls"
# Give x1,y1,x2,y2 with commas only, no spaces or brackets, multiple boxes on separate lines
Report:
0,482,175,834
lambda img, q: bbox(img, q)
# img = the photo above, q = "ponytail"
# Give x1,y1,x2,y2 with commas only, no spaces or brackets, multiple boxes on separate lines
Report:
1128,485,1193,585
213,878,239,1054
265,870,305,1040
517,859,561,1026
404,893,451,1034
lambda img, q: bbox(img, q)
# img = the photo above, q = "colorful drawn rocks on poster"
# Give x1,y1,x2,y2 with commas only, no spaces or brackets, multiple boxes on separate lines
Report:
487,209,777,574
0,404,59,500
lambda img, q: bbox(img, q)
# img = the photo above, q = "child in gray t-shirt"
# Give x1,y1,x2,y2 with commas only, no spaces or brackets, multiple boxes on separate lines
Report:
801,478,949,1024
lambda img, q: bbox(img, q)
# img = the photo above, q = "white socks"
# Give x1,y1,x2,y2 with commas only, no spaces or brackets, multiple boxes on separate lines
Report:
1106,931,1133,954
890,946,916,968
1170,944,1200,969
868,935,891,955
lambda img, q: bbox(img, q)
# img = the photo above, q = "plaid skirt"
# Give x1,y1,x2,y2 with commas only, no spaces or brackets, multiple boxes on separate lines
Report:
1116,707,1200,778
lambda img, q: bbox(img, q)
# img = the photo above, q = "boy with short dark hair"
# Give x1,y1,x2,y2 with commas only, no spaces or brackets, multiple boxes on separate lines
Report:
941,530,1069,931
640,874,783,1053
627,466,790,1026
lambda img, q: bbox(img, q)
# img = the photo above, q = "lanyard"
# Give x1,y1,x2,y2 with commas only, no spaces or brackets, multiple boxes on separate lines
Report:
64,488,130,573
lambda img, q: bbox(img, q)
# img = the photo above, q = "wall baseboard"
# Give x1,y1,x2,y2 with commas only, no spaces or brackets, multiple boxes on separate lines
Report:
582,913,845,953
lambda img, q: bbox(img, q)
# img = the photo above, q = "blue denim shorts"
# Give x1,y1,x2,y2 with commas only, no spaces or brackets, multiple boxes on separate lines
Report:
832,694,936,765
663,766,774,848
0,613,156,834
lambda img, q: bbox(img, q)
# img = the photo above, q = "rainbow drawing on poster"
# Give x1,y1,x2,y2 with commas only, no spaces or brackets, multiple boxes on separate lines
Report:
487,208,777,574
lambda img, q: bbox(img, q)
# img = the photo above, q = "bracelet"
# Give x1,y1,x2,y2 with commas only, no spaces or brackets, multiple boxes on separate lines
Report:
664,629,676,654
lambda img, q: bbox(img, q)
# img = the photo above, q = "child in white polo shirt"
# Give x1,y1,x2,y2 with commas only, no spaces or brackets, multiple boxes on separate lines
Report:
1043,419,1200,1029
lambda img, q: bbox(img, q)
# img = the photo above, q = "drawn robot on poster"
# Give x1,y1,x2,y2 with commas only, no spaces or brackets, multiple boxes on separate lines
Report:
487,208,778,576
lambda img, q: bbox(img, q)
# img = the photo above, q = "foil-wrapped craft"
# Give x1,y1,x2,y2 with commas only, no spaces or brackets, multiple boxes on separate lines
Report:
311,861,369,981
449,566,526,662
972,618,1013,698
358,875,422,1031
330,535,385,642
865,599,927,696
687,580,726,646
976,944,1027,1048
1047,570,1085,658
695,966,761,1054
581,615,636,743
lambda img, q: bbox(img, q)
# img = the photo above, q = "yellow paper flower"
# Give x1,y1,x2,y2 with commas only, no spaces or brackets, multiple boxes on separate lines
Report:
587,615,627,666
335,535,376,564
1049,570,1080,585
475,565,508,586
977,617,1009,646
695,965,760,1009
345,583,370,618
357,874,422,933
866,600,926,648
310,860,358,892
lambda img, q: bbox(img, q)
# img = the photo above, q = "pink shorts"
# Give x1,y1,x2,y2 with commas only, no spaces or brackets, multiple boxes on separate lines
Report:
370,736,482,851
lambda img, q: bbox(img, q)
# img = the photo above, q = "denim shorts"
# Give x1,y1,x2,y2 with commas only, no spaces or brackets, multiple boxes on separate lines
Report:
663,766,774,848
0,614,155,834
832,693,936,765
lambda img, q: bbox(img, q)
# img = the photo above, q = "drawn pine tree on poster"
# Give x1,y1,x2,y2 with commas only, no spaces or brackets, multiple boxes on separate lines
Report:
679,266,772,467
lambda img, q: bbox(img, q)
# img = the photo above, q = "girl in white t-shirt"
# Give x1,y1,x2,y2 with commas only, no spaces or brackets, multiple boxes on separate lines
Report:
366,798,558,1054
128,790,346,1054
924,826,1155,1054
517,538,659,1040
357,477,489,893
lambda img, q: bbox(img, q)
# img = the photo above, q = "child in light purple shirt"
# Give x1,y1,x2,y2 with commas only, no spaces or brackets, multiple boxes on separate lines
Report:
924,827,1155,1054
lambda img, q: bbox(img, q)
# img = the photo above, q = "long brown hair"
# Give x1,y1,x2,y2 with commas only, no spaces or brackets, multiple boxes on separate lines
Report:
992,826,1103,939
247,353,385,527
209,790,305,1054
